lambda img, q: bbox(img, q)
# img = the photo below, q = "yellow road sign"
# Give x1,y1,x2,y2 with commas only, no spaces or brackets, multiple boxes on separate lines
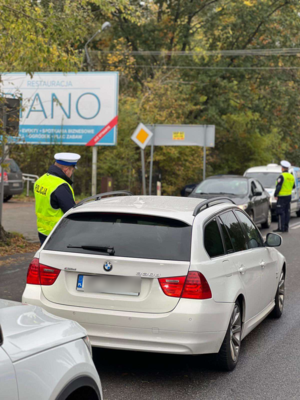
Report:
131,123,153,149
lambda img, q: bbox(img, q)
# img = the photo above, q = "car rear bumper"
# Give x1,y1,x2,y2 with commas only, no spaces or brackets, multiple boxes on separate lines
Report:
6,182,24,196
22,285,233,355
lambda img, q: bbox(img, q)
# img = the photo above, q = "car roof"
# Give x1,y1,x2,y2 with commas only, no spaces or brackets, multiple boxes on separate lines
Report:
67,196,237,225
245,164,282,173
207,175,250,180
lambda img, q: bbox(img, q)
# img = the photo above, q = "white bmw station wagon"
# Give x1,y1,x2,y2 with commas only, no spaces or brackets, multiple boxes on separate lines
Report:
23,193,286,371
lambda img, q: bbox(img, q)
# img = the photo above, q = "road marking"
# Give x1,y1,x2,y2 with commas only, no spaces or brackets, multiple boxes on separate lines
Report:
292,225,300,230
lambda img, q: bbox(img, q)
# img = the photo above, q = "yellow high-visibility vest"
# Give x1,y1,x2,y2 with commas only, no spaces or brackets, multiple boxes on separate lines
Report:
34,173,75,236
278,172,295,197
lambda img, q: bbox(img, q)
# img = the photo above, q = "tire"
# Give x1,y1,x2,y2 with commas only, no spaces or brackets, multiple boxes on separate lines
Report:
4,195,12,202
261,208,272,229
271,269,285,319
216,301,242,371
296,210,300,217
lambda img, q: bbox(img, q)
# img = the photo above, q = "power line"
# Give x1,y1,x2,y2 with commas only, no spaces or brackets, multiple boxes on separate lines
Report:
96,48,300,57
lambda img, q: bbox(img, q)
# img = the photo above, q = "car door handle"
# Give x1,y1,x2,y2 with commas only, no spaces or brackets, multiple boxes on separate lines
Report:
260,261,266,269
239,266,246,275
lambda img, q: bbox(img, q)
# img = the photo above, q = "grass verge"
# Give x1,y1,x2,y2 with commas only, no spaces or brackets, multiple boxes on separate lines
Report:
0,232,39,257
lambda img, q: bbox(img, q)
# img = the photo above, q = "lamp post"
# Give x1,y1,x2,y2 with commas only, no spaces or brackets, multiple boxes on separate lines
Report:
84,21,111,196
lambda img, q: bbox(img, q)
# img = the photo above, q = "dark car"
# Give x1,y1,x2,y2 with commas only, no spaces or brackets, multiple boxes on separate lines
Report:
189,175,271,228
3,158,24,202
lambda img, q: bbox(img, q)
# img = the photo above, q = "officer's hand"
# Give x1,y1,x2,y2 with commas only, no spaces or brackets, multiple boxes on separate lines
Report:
275,197,278,201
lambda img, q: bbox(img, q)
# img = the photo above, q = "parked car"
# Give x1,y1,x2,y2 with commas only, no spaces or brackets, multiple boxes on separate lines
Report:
3,158,24,202
181,183,198,197
189,175,271,228
22,193,285,371
244,163,300,219
0,299,102,400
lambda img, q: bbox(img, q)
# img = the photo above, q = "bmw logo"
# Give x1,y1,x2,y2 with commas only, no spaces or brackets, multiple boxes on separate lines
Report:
103,261,113,272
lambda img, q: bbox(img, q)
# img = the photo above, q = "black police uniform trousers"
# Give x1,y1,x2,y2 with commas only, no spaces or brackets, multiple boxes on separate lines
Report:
277,195,292,232
38,232,47,246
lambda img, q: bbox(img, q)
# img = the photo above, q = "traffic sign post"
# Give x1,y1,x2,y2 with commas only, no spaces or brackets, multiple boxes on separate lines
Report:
132,123,215,195
131,123,154,195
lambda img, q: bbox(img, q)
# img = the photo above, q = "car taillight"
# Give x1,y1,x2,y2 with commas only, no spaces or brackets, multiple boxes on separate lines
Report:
182,272,212,299
27,258,40,285
0,172,8,182
158,276,186,297
26,258,60,286
159,271,212,300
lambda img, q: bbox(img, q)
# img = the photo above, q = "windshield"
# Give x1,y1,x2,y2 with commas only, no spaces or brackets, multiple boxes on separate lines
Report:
194,178,248,197
44,212,192,261
245,172,279,188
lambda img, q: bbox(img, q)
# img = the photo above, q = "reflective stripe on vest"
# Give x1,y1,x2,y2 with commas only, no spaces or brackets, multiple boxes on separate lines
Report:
34,173,75,236
278,172,295,197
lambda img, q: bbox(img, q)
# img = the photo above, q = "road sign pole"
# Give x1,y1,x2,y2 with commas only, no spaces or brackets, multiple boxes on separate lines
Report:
0,106,6,227
149,126,155,195
141,149,146,195
92,146,97,196
203,125,207,181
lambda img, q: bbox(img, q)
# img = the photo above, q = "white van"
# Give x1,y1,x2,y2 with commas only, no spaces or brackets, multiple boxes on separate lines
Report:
244,164,300,219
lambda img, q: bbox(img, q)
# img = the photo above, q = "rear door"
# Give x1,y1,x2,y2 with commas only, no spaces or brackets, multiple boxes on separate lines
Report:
6,159,23,194
40,212,192,314
219,210,262,320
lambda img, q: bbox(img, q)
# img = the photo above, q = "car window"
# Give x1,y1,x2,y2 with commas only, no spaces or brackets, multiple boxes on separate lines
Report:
194,178,248,197
219,211,247,252
44,213,192,261
218,217,234,254
235,210,263,248
255,180,264,192
204,219,224,258
245,172,279,188
5,159,21,174
251,181,257,195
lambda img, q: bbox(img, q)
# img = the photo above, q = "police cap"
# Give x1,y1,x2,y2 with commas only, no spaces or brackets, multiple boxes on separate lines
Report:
54,152,81,167
280,160,291,169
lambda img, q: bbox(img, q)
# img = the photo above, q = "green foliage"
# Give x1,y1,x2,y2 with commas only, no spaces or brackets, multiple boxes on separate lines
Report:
5,0,300,196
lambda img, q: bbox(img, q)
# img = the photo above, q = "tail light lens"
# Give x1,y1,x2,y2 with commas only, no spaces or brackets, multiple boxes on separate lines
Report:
182,272,212,299
27,258,60,286
158,276,186,297
27,258,40,285
0,172,8,182
159,271,212,300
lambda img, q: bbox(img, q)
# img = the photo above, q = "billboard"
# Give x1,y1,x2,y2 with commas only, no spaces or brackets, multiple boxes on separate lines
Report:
0,72,119,145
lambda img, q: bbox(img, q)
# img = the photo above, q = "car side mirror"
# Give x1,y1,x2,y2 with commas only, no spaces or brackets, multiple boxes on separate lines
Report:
253,189,262,196
265,233,281,247
185,187,194,196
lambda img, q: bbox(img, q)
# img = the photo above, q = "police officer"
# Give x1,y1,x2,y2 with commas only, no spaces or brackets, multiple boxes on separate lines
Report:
34,152,81,245
273,160,295,233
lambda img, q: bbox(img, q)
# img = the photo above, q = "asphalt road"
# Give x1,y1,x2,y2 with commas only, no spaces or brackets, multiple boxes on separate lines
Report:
1,216,300,400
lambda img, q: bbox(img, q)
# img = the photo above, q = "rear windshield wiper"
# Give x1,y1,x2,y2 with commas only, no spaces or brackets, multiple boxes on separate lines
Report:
67,245,115,255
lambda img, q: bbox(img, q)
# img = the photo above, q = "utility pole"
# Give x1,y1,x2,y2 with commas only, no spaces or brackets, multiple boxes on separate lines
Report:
84,22,111,196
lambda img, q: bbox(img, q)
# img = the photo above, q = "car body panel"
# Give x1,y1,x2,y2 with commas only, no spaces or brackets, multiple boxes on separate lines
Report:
0,348,18,400
14,339,101,400
22,197,286,356
0,299,85,362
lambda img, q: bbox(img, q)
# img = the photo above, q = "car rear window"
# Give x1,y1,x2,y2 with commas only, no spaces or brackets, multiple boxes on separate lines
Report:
5,159,21,173
44,212,192,261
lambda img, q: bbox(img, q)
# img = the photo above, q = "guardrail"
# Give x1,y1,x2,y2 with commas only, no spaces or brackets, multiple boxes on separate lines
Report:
22,173,39,196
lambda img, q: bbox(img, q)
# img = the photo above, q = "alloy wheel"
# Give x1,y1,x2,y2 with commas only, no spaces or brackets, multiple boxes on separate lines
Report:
230,304,242,362
278,272,285,312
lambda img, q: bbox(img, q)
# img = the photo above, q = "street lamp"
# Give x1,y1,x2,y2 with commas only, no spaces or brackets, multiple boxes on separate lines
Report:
84,21,112,71
84,21,112,196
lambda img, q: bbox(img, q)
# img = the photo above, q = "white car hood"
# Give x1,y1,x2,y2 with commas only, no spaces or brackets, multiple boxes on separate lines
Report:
0,299,86,362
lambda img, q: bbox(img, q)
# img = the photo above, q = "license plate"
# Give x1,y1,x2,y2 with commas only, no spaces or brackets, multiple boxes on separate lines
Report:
12,183,20,187
76,275,141,296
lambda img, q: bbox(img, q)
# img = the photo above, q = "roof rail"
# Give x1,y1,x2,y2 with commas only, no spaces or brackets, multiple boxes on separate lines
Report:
74,190,133,209
193,197,235,217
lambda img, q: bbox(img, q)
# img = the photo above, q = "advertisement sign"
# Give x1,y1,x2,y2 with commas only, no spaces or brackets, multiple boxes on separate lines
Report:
0,72,119,145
